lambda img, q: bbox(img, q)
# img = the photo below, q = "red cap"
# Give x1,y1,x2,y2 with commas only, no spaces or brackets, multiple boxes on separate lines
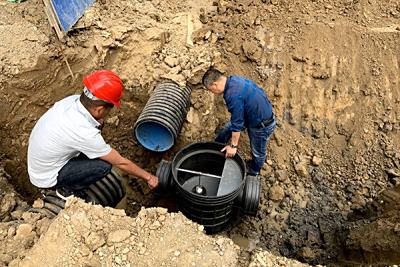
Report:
83,70,124,107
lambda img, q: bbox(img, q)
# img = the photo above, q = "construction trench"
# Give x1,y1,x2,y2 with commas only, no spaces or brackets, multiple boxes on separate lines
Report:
0,0,400,266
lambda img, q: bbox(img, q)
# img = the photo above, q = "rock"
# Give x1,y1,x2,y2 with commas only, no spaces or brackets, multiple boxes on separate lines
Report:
106,116,119,126
21,212,41,224
85,232,106,251
269,185,285,202
32,198,44,209
312,70,330,80
164,56,178,68
295,162,308,177
274,132,283,146
312,156,322,166
275,170,288,182
15,224,33,240
204,31,212,40
108,229,131,243
199,13,208,24
7,226,16,238
174,250,181,257
139,247,146,255
242,41,262,63
11,210,23,220
186,13,194,47
298,247,315,260
186,108,200,125
114,256,122,264
0,193,17,216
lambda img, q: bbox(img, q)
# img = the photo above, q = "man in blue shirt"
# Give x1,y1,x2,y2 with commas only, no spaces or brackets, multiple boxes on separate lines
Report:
202,68,276,176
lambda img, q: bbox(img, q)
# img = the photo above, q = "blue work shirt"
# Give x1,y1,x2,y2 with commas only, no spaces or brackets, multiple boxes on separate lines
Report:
224,76,273,132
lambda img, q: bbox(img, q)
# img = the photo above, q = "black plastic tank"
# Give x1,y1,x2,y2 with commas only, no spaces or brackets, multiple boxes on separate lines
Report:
156,142,261,233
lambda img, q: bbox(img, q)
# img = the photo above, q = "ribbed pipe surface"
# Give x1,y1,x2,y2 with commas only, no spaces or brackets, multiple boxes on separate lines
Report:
37,169,125,218
134,81,191,152
86,169,125,207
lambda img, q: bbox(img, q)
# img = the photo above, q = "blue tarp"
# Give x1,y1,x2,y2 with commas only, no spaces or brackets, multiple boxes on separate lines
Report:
51,0,95,32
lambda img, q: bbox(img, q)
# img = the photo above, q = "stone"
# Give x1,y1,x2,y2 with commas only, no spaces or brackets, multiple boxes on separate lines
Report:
164,56,178,68
7,226,16,238
114,256,122,264
139,248,146,255
204,31,212,40
21,212,41,224
174,250,181,257
186,108,200,125
86,232,106,251
295,162,308,177
242,41,261,63
269,185,285,202
312,156,322,166
15,224,33,240
275,170,288,182
298,247,315,260
32,199,44,209
0,193,16,215
10,210,23,221
106,116,119,126
108,230,131,243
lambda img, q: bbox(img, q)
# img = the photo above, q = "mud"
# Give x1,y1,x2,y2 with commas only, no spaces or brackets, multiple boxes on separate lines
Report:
0,0,399,266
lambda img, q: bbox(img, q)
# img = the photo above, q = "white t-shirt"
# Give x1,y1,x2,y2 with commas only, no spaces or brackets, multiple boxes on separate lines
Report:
27,95,112,188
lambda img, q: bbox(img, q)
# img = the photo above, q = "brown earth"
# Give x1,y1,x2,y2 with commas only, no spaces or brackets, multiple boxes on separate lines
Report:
0,0,399,266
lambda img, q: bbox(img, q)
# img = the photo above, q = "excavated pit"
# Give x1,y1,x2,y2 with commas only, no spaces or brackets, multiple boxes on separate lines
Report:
1,0,400,266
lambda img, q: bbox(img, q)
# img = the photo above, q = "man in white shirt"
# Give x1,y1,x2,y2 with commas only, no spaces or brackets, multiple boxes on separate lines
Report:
28,70,158,199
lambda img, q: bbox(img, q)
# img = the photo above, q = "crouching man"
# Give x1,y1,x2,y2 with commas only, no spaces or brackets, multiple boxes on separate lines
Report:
27,70,158,200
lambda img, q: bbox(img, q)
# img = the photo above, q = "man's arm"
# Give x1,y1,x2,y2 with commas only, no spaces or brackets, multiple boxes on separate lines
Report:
231,131,240,146
223,92,244,157
100,148,158,189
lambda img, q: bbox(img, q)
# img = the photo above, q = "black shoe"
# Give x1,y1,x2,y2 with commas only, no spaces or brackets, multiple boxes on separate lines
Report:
56,187,75,201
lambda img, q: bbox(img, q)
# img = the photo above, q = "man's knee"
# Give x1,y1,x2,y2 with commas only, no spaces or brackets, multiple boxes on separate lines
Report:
96,159,112,175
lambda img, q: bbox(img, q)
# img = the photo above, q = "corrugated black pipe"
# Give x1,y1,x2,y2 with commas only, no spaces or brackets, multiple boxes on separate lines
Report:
134,81,191,152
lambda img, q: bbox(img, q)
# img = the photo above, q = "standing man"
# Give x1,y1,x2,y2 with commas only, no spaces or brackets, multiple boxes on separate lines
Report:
202,68,276,176
28,70,158,200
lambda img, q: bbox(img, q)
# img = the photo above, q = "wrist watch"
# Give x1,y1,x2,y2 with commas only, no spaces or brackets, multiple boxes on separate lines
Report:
230,144,238,149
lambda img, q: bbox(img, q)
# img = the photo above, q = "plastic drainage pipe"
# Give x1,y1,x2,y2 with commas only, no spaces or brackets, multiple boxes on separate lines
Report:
86,170,125,207
134,81,191,152
30,170,125,219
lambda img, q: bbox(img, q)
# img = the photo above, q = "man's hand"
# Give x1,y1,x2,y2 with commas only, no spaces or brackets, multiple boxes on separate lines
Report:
221,145,237,158
147,175,159,189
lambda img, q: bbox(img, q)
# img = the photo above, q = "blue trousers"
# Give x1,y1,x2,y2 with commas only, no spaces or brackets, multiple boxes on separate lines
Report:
56,153,112,191
215,119,276,176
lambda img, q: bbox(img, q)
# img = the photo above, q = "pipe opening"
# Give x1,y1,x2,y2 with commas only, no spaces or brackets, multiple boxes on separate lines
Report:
135,121,174,152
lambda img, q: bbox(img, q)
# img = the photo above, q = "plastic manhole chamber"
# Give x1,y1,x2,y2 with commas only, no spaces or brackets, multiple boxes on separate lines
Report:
156,142,260,233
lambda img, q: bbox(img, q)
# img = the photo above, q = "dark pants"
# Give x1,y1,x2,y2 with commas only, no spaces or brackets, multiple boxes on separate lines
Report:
215,119,276,176
56,153,112,192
